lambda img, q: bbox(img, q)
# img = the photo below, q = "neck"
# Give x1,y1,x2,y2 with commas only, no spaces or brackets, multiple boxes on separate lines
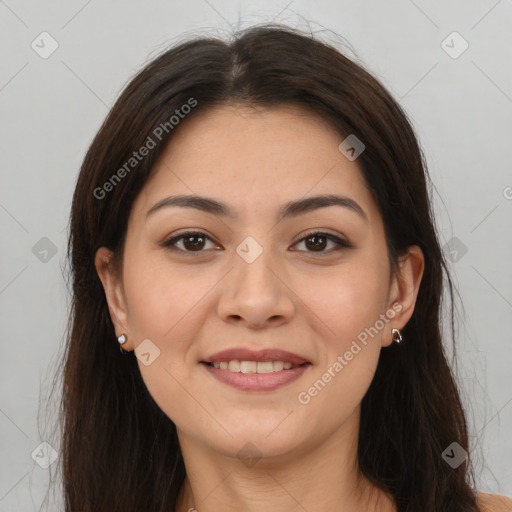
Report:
174,408,395,512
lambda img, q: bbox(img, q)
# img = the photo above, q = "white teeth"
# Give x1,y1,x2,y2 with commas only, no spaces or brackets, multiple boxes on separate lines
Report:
257,362,274,374
240,361,257,373
228,360,240,372
273,361,284,371
209,360,302,373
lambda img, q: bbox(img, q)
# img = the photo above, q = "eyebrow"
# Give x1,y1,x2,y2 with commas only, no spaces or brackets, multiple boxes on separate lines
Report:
146,193,368,224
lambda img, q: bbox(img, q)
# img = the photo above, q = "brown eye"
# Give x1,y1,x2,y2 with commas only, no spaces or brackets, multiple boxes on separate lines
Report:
162,231,217,252
304,233,329,252
162,230,352,255
293,231,352,254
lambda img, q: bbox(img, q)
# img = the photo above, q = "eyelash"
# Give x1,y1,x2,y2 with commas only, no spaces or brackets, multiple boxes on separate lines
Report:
161,230,353,255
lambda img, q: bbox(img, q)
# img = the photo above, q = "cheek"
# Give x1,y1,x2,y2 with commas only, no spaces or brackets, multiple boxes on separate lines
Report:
294,254,388,408
298,255,388,345
123,253,208,342
121,254,212,427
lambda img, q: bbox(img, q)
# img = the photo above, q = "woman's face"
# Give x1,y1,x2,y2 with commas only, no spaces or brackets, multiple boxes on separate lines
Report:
97,103,423,461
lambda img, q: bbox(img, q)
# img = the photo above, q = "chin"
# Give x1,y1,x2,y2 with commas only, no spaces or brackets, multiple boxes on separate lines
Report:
211,433,305,467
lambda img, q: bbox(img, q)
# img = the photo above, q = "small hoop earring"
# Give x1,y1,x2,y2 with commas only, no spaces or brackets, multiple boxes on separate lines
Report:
391,328,402,344
118,333,129,354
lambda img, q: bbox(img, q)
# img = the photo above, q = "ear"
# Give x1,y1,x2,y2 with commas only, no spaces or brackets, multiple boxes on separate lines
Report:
94,247,133,351
382,244,425,347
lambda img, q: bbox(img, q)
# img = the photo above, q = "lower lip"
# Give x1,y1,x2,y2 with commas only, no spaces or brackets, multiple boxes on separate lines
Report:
201,362,311,391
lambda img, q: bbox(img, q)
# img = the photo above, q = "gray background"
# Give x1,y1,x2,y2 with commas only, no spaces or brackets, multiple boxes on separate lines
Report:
1,1,511,510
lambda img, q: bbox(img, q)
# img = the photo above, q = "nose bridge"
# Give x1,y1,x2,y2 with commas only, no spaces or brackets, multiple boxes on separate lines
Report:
232,234,279,294
217,234,294,326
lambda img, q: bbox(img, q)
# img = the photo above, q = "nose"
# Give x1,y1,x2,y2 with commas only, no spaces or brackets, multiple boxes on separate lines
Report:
216,245,296,329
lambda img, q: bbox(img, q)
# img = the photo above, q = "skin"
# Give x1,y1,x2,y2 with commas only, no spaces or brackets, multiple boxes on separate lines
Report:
95,103,424,512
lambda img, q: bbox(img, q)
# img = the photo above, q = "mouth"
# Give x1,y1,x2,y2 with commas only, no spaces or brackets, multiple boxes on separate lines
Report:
200,360,311,391
201,360,310,373
200,347,312,391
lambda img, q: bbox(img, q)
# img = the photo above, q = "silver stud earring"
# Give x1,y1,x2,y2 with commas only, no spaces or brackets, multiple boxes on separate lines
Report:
391,328,402,344
118,333,128,354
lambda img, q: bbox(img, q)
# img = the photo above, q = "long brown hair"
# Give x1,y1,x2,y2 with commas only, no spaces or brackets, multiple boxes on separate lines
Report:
42,23,482,511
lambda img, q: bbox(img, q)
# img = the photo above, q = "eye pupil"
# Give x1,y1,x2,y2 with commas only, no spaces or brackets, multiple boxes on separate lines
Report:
305,234,327,252
183,234,205,251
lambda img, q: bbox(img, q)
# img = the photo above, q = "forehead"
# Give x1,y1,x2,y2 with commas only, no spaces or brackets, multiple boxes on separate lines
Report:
132,103,381,227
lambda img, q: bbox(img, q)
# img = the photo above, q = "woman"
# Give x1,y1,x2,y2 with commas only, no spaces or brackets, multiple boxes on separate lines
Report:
54,24,511,511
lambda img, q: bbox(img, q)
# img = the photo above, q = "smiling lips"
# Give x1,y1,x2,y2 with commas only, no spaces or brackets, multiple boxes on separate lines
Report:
209,360,299,373
201,347,311,391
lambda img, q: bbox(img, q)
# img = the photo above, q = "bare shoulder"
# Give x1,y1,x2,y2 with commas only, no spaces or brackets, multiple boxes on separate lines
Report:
477,493,512,512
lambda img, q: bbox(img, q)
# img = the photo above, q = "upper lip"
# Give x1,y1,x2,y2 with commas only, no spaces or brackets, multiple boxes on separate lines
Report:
202,348,310,365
